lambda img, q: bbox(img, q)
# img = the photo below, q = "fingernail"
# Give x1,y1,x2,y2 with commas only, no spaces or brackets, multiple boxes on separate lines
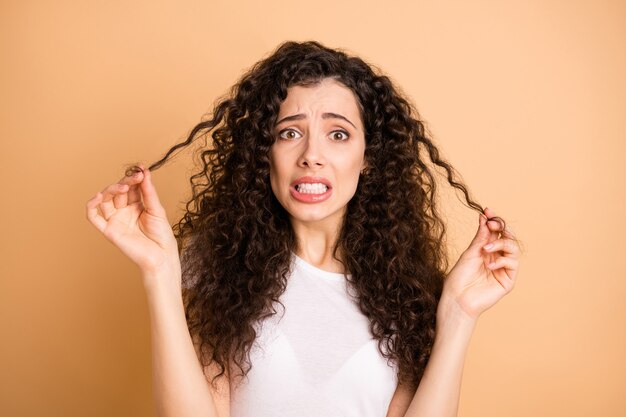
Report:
488,262,496,268
484,243,493,250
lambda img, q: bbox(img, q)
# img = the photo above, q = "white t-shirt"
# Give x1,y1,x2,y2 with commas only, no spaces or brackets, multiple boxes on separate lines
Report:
229,251,398,417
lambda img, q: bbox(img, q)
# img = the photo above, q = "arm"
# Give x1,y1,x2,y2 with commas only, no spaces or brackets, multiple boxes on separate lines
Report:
402,207,520,417
86,166,226,416
401,299,476,417
144,273,221,417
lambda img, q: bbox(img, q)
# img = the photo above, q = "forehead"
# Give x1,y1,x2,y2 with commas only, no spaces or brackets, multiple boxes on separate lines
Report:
277,79,362,123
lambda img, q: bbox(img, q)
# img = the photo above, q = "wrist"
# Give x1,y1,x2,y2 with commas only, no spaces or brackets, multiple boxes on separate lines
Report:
141,267,182,300
436,295,479,334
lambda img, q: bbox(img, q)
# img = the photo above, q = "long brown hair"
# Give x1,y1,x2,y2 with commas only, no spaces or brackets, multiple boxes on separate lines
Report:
126,40,511,390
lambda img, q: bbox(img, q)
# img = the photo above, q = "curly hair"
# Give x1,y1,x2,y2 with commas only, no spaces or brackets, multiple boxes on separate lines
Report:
125,40,513,391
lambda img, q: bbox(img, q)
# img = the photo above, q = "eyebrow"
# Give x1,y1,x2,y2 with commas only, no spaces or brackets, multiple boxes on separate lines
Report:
275,112,358,129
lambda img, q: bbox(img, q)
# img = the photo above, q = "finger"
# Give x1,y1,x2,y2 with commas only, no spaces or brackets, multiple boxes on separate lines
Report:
484,207,516,238
113,170,143,208
487,219,517,242
470,211,491,248
118,167,142,185
484,207,502,230
86,192,107,233
484,206,497,219
484,207,502,239
486,255,518,281
113,183,129,208
139,165,166,217
126,171,144,205
487,220,502,231
124,183,142,207
491,267,515,293
100,183,127,219
482,238,520,256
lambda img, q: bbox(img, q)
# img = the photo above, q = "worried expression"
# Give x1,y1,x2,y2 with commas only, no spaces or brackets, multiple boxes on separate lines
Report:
268,77,368,227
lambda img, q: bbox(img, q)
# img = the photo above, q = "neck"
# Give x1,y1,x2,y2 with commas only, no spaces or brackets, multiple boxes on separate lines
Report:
289,208,348,273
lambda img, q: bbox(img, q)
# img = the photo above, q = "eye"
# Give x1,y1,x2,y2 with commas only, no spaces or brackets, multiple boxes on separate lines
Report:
331,130,350,141
278,128,302,140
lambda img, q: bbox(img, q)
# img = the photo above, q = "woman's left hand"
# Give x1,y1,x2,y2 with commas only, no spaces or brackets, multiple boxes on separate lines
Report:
439,207,520,322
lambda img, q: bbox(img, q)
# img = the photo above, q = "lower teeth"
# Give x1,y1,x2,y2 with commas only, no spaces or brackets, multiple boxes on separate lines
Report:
297,187,327,194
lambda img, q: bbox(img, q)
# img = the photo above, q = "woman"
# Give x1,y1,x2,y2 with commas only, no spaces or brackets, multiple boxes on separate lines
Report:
86,40,521,417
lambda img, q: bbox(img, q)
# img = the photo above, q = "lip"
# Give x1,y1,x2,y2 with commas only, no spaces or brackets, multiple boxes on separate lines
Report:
290,176,333,188
289,176,333,204
289,184,333,203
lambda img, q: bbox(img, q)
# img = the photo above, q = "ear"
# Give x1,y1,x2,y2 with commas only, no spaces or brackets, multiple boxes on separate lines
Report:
360,159,369,174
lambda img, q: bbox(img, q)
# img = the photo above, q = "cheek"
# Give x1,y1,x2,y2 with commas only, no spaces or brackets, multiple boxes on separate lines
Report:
344,151,366,174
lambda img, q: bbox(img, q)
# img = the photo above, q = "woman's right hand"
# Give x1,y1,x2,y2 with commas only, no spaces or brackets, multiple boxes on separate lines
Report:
86,164,181,290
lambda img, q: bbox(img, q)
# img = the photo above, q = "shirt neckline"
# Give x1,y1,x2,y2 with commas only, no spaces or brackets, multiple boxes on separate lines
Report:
291,251,351,281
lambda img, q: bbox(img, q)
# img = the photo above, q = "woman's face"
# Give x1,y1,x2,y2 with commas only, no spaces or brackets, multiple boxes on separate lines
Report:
269,77,367,228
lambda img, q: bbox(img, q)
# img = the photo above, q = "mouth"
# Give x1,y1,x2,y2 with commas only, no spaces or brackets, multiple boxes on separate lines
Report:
293,183,330,194
290,175,333,190
289,183,333,203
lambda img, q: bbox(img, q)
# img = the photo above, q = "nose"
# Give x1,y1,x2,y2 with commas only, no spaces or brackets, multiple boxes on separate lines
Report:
297,132,326,169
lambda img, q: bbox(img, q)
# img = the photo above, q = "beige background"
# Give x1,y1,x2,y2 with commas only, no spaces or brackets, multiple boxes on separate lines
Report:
1,0,624,416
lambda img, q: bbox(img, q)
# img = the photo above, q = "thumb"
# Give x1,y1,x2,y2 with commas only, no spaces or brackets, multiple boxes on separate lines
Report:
138,165,167,217
469,211,491,249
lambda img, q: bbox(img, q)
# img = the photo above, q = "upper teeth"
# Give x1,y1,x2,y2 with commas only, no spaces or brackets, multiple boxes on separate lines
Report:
296,183,328,193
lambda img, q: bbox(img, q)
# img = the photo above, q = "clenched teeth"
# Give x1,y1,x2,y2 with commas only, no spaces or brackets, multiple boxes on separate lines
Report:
295,183,328,194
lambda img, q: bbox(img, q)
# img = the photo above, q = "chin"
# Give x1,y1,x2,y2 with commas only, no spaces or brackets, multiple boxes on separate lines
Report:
291,206,347,224
289,210,328,222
